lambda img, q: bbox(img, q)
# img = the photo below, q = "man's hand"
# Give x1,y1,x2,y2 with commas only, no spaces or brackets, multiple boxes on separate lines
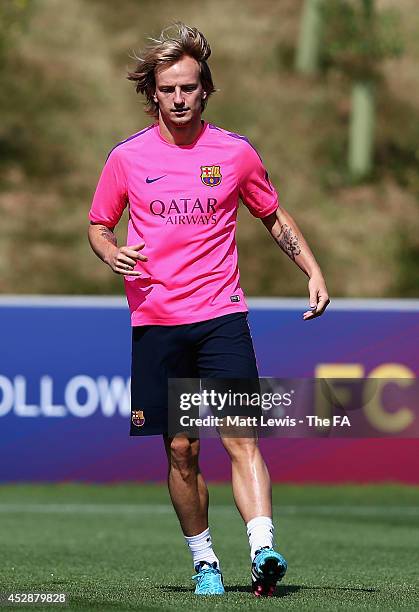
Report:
88,224,148,276
107,243,148,276
303,274,330,321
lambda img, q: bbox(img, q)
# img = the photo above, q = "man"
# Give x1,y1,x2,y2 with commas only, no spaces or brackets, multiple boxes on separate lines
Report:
88,23,330,597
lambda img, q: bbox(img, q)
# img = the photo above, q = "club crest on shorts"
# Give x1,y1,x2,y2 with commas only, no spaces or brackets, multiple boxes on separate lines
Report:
201,165,222,187
132,410,145,427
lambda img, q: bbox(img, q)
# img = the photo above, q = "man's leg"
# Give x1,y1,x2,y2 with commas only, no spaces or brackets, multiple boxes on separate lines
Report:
220,432,287,596
163,434,208,535
192,313,287,594
130,323,224,592
163,434,223,584
219,433,272,524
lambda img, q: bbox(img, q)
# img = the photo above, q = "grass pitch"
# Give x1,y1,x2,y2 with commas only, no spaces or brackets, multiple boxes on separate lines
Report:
0,483,418,611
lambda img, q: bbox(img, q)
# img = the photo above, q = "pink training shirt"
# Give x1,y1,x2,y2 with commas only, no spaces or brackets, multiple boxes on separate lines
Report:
89,121,279,326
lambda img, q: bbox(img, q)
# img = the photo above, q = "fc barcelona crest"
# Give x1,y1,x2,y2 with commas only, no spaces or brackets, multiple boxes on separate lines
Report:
132,410,145,427
201,165,222,187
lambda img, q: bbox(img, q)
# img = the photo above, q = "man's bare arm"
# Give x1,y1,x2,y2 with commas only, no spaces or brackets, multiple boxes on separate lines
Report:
261,207,330,320
88,222,147,276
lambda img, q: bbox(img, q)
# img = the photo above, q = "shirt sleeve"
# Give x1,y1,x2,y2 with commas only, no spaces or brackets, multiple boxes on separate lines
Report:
89,148,128,228
238,142,279,218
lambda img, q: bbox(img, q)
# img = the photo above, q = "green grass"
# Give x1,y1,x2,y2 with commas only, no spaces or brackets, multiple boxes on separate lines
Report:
0,484,418,611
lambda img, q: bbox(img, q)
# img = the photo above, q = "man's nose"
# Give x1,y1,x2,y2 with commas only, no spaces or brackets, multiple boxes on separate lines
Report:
173,87,184,106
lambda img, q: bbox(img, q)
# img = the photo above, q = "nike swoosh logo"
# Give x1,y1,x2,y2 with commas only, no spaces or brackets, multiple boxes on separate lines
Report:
146,175,167,184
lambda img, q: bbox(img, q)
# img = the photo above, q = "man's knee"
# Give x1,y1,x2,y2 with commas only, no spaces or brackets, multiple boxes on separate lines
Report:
166,436,200,479
221,435,258,460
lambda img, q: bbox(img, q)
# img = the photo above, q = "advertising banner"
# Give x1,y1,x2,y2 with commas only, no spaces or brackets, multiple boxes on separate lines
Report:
1,297,418,483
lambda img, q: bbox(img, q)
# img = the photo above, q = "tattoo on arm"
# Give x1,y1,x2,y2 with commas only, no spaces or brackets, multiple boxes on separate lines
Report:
275,223,301,261
100,226,117,246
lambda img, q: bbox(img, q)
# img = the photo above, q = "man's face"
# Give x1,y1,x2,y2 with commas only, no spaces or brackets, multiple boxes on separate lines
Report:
153,55,206,127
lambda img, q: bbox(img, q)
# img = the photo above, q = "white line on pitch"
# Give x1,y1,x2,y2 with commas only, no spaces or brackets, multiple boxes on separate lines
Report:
0,504,418,516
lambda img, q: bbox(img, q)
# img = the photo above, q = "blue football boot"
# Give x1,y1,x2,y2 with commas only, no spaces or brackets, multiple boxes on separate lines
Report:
192,561,225,595
251,547,287,597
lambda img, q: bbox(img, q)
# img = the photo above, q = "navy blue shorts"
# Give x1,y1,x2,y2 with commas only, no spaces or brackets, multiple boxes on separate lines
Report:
130,312,259,436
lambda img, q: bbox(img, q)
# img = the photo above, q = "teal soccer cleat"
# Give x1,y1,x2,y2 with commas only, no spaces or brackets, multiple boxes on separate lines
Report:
251,547,288,597
192,561,225,595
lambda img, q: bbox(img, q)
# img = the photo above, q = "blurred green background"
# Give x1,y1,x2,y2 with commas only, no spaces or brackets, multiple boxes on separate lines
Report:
1,0,418,297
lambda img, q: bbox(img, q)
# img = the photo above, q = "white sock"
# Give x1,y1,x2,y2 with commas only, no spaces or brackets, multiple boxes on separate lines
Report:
246,516,274,560
185,527,220,570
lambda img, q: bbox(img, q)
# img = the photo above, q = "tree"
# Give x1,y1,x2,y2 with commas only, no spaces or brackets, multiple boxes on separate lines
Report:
295,0,403,180
320,0,403,179
295,0,323,75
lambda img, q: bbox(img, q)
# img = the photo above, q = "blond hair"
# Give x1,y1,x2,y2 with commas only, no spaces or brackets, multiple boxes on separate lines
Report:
127,22,216,119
